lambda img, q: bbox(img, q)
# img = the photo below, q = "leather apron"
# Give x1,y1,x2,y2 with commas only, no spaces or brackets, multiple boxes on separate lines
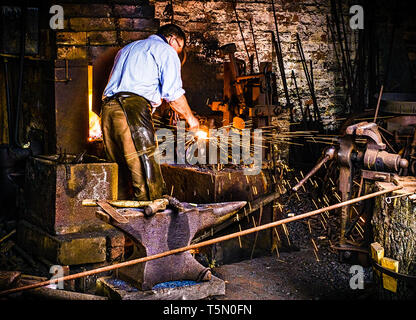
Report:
113,92,165,200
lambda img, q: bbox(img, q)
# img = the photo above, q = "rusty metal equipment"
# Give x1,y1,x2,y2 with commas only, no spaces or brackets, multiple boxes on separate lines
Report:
208,43,279,129
292,122,408,257
53,59,90,155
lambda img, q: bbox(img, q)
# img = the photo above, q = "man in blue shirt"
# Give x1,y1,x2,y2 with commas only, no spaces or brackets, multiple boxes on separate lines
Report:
101,24,199,204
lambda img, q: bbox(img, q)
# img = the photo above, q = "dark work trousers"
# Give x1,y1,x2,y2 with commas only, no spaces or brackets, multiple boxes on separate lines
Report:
101,93,165,201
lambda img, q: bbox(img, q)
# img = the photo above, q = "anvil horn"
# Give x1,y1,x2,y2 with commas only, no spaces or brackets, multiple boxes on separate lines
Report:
204,201,247,216
199,201,247,227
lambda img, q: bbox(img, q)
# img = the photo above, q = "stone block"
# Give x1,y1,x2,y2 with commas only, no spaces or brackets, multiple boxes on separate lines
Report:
62,4,112,17
120,31,152,43
118,18,159,31
113,4,155,18
57,46,87,60
108,246,124,261
105,229,125,261
23,156,118,235
56,32,87,45
96,276,225,300
87,31,117,45
17,220,108,265
118,18,134,30
70,17,115,31
132,18,159,30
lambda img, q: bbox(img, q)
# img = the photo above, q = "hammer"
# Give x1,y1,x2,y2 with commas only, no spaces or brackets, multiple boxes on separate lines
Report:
144,195,188,216
143,198,169,217
83,196,186,217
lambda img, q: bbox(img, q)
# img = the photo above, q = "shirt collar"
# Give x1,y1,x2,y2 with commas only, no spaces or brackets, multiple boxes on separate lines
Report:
153,34,168,44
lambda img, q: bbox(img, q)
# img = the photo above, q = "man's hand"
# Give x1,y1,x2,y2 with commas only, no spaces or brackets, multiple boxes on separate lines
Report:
187,115,199,131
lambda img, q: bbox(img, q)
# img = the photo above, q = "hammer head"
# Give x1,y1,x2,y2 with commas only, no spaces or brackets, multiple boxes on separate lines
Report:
220,43,237,54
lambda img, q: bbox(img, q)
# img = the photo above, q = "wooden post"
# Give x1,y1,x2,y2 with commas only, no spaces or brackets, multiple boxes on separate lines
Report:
372,180,416,299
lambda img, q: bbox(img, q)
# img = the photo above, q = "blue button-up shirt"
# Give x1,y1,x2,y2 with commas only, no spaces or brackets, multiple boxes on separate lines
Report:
103,35,185,107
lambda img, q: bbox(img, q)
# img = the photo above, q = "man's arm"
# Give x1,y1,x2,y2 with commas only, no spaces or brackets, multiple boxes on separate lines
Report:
169,94,199,130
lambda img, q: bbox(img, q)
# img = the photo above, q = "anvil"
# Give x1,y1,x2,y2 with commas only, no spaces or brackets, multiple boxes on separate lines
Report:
96,198,246,290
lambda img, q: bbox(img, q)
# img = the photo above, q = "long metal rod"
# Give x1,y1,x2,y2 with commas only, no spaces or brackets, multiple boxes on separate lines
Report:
373,84,384,123
292,154,332,192
248,17,260,72
0,185,401,296
232,0,250,63
15,5,27,148
3,58,13,146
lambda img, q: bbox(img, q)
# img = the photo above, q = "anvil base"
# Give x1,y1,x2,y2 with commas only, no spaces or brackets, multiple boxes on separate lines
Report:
17,220,125,266
96,276,225,300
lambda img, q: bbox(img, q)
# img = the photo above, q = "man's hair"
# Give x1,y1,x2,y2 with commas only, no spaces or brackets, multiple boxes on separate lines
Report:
157,24,186,47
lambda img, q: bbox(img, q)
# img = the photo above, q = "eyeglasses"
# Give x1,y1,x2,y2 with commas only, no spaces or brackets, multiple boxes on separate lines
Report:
171,37,184,50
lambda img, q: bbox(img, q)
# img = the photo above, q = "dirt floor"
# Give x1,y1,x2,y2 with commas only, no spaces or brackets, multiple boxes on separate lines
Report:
212,250,374,300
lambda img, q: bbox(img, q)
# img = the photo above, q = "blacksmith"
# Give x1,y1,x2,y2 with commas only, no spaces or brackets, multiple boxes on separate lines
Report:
101,24,199,201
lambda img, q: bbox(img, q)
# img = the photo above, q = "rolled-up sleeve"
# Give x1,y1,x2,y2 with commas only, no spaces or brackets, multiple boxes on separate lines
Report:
159,50,185,102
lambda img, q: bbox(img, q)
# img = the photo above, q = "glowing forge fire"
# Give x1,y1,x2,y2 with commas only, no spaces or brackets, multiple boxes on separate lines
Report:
88,65,103,142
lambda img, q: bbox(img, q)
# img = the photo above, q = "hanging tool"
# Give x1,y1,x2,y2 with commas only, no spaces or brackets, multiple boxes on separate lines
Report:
3,57,13,145
232,0,251,65
248,15,260,72
291,70,307,124
269,0,292,121
296,33,322,124
373,84,384,123
330,0,353,102
337,0,353,80
327,14,348,105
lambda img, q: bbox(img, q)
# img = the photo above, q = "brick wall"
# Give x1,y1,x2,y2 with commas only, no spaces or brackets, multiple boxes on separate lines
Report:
152,0,348,130
54,2,160,63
